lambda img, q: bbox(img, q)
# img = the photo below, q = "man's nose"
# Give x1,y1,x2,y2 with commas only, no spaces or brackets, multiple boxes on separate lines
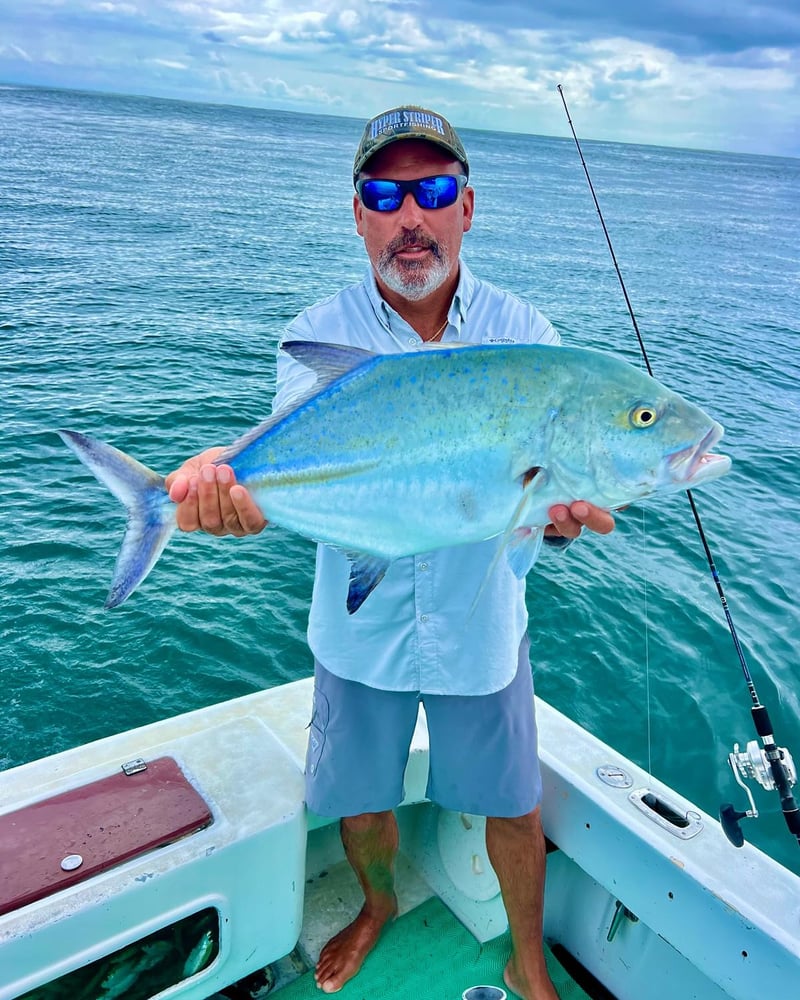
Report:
395,191,425,227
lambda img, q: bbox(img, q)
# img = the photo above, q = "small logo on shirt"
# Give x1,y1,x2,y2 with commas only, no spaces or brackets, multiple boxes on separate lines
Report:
485,337,516,344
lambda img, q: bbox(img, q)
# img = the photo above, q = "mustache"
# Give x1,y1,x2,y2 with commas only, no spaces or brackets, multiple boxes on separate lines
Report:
382,229,442,261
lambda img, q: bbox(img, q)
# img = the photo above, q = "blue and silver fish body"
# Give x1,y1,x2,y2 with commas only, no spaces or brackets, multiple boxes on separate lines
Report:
58,341,731,613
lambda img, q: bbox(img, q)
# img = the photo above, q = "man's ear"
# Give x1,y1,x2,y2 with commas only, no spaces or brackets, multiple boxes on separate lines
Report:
462,185,475,234
354,193,365,237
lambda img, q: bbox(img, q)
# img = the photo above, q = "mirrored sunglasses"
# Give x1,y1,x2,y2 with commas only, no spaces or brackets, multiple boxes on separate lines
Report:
356,174,468,213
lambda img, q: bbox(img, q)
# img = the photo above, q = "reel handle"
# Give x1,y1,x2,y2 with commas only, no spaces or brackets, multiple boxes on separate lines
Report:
719,803,749,848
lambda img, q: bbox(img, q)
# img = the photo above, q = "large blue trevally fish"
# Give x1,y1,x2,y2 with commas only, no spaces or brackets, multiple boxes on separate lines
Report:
59,341,731,613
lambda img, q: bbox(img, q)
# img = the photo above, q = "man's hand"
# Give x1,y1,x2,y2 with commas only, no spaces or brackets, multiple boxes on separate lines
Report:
165,448,267,536
545,501,616,540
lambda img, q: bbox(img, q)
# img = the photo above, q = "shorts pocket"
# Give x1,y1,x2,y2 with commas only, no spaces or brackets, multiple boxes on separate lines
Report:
306,688,330,777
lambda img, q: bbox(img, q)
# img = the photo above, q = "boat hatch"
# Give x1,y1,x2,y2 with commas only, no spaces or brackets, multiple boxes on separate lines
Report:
0,756,213,916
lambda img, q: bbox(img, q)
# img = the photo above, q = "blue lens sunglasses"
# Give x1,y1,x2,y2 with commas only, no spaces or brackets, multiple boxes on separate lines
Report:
356,174,468,213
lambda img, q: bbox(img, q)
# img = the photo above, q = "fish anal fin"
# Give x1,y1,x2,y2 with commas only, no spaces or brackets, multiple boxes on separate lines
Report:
346,552,391,614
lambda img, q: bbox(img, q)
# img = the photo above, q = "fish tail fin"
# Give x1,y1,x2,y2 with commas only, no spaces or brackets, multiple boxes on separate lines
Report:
58,430,176,608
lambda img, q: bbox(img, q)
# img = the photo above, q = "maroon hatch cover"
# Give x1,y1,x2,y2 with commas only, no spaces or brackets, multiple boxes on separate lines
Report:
0,756,213,916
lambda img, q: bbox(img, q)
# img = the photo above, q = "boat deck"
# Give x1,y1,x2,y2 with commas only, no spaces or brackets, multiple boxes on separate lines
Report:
242,852,594,1000
4,680,797,1000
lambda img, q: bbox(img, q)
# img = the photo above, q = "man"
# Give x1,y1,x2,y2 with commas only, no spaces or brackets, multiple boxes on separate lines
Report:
168,106,614,999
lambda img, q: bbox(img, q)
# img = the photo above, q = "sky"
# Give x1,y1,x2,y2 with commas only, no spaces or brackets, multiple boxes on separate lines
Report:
1,1,799,157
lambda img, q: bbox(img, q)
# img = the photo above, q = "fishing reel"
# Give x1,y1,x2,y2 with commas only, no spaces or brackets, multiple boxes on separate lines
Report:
720,737,798,847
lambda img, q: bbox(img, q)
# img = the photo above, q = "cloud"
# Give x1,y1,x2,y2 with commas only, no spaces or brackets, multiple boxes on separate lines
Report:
148,57,189,70
91,2,138,13
0,43,32,62
0,0,797,155
446,0,800,55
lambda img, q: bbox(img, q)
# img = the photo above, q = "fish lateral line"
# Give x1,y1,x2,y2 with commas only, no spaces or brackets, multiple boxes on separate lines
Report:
244,457,383,491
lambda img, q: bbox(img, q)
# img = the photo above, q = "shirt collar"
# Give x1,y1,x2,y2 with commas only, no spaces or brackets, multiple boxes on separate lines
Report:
452,259,475,325
364,268,393,331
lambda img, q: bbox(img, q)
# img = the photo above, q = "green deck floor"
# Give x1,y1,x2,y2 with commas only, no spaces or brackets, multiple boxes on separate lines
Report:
276,896,590,1000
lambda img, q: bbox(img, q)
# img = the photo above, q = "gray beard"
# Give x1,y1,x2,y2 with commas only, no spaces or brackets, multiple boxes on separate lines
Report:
375,232,452,301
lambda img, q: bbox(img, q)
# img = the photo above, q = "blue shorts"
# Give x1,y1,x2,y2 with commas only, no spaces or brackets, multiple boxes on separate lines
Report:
305,637,541,819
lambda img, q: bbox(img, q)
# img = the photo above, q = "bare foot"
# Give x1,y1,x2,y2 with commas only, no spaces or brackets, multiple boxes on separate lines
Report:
503,953,560,1000
315,901,397,993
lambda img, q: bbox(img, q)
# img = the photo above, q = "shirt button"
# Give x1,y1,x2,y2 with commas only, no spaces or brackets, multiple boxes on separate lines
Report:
418,562,428,571
420,614,429,623
408,337,417,345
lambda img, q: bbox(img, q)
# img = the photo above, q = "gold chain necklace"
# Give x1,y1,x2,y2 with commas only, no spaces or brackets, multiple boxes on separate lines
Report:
426,318,448,343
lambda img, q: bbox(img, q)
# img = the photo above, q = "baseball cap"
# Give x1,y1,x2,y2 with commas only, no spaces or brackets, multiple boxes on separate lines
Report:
353,106,469,185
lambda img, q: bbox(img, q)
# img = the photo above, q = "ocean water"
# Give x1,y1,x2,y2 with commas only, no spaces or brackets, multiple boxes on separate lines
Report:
1,84,799,873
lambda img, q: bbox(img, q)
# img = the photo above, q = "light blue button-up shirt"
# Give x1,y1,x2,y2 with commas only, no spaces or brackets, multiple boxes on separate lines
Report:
272,261,559,696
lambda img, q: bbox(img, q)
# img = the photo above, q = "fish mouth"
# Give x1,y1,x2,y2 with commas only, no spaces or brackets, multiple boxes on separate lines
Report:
668,423,731,486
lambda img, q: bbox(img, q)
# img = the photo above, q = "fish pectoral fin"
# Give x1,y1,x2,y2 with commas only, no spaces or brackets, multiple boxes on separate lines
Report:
517,464,550,490
346,552,391,614
505,466,549,577
469,469,551,615
520,465,542,489
505,526,545,579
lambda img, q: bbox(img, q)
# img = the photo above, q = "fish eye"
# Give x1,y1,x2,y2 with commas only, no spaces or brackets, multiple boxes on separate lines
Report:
630,405,658,428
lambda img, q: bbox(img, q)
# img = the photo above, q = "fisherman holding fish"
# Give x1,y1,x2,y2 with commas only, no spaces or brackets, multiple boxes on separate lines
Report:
167,108,616,999
60,99,729,996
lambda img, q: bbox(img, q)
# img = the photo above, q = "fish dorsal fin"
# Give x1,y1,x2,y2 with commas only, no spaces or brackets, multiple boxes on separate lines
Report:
417,339,473,351
218,343,376,466
346,552,391,614
281,341,377,387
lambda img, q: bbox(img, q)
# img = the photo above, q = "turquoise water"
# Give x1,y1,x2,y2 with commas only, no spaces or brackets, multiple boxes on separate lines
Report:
2,84,799,872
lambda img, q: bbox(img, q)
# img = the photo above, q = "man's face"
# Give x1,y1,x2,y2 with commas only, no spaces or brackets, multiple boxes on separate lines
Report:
353,140,474,303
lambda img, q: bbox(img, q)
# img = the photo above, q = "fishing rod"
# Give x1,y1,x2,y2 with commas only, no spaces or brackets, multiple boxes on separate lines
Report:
556,84,800,850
